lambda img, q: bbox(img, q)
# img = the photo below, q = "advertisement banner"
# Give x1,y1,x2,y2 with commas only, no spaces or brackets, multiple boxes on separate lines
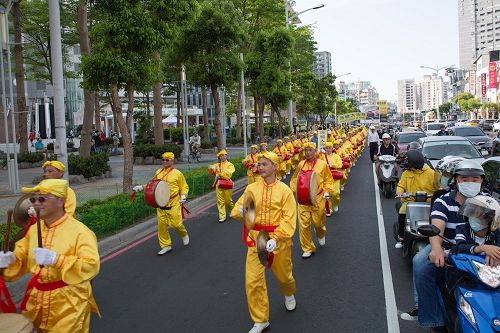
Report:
337,112,366,123
481,73,487,97
489,62,497,89
377,100,388,116
469,71,476,94
317,130,327,152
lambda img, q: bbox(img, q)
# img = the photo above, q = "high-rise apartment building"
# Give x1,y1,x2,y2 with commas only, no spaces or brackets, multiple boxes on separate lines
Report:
458,0,500,70
397,79,418,113
419,74,445,111
313,51,332,79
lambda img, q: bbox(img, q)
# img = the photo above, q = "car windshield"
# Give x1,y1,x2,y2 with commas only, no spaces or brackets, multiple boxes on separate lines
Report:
454,127,485,136
397,132,426,144
422,141,482,160
427,124,443,130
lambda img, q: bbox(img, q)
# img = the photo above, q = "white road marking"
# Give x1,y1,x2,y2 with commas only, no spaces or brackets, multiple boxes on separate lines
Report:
372,164,400,333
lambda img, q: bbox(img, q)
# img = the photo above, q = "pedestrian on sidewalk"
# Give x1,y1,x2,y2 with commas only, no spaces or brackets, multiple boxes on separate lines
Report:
231,151,297,333
208,150,235,223
133,152,190,255
29,131,35,147
290,142,335,258
0,179,100,332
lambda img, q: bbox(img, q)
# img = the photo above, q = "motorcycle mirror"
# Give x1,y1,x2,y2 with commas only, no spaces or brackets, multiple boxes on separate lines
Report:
417,224,440,237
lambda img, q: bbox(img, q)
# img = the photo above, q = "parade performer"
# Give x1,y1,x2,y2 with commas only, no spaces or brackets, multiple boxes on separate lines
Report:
320,142,343,216
243,145,260,185
298,132,309,160
231,152,297,333
291,134,301,168
209,150,235,223
284,136,294,175
290,142,334,258
133,152,190,255
339,135,353,191
0,179,100,333
272,139,289,180
259,142,268,153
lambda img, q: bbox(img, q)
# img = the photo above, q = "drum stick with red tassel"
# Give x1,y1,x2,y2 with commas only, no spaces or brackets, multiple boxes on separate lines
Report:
3,210,12,253
0,209,16,313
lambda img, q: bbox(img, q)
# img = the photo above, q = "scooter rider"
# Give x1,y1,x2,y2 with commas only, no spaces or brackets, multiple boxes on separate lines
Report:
395,150,437,249
375,133,399,182
409,160,486,332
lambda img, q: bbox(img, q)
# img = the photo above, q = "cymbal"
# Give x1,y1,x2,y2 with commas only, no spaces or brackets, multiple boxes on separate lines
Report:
257,230,270,267
243,191,256,230
13,194,33,228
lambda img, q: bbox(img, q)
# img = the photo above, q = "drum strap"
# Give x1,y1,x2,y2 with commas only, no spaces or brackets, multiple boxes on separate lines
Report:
242,224,277,248
0,276,16,313
21,272,67,311
323,153,331,169
23,216,37,237
300,158,317,172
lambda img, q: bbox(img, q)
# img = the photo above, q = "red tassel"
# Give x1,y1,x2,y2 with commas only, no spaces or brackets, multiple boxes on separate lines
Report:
0,276,16,313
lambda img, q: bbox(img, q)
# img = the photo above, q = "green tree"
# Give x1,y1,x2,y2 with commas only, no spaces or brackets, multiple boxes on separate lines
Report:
312,74,337,126
438,102,452,120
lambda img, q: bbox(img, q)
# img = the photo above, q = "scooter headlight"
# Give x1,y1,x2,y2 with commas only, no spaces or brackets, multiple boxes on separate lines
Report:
472,261,500,288
459,295,477,326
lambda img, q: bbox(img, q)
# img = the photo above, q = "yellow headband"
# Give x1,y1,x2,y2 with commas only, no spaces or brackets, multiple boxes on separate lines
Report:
324,142,333,148
22,179,68,198
217,150,227,157
260,142,267,146
162,152,175,160
42,160,65,172
277,139,283,143
284,136,290,140
258,152,280,166
304,142,317,150
250,145,258,149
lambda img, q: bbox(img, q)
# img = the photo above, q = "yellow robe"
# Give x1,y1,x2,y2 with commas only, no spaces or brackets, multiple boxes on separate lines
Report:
272,145,289,179
284,142,294,173
154,167,189,248
4,214,100,333
231,179,297,323
210,160,235,220
65,187,77,217
243,153,260,185
319,152,343,208
290,158,335,253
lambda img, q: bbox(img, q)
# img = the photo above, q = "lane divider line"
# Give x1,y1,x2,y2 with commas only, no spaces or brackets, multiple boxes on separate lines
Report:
101,186,247,264
372,163,400,333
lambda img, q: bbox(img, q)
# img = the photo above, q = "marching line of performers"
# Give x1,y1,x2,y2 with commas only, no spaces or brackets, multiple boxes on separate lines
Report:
0,125,367,333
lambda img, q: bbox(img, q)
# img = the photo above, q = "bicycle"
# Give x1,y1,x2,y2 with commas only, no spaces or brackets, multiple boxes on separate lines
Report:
187,146,202,163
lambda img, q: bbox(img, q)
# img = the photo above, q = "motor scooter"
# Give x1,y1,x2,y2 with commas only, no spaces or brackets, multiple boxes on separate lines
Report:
378,155,399,198
393,191,432,257
418,225,500,333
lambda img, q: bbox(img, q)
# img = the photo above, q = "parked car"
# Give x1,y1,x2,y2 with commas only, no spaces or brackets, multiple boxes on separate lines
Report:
479,119,495,131
425,122,446,136
417,136,486,168
493,119,500,132
490,131,500,156
481,157,500,201
448,126,492,154
394,131,427,153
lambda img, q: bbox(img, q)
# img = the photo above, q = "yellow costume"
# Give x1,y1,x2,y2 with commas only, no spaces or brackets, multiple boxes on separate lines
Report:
243,150,260,185
5,179,100,333
284,138,294,174
290,154,335,254
209,154,235,221
231,178,297,323
396,165,437,214
42,160,76,217
153,166,189,248
272,142,288,179
319,148,343,210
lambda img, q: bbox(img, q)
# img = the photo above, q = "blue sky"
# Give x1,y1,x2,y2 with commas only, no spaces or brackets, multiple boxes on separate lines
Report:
294,0,459,101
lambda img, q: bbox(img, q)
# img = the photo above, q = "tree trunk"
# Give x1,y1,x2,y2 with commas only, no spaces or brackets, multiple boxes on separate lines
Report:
153,52,163,145
13,1,28,153
253,95,259,142
270,104,275,125
274,107,283,139
94,93,101,131
111,82,133,193
176,83,181,128
201,87,209,141
210,82,223,149
258,97,265,142
236,81,242,140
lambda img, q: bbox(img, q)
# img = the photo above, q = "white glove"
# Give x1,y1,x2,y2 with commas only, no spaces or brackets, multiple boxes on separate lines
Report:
321,149,326,153
33,248,57,266
133,185,143,192
179,194,187,204
289,153,293,157
239,207,244,216
210,165,216,171
28,206,36,217
266,239,277,252
323,192,330,199
0,251,16,268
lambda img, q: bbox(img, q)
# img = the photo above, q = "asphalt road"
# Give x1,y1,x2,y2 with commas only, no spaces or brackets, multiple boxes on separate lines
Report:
90,149,427,333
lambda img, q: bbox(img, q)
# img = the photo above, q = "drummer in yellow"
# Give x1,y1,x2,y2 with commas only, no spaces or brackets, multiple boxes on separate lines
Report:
290,142,335,258
133,152,189,255
209,150,235,223
0,179,100,333
284,136,294,175
319,142,342,216
231,151,297,333
259,142,268,153
272,139,289,180
243,145,260,184
291,134,301,168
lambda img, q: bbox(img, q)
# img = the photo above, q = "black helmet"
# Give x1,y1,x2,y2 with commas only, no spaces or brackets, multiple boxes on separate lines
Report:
453,160,485,177
406,150,425,169
407,141,421,151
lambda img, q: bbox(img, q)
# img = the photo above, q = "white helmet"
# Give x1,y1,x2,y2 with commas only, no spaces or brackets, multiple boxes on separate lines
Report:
435,156,465,190
382,133,391,139
370,125,375,130
459,195,500,232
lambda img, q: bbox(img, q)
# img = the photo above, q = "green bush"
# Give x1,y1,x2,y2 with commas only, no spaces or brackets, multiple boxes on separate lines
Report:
17,152,44,163
68,152,110,178
133,144,182,159
0,223,22,251
163,127,196,142
46,142,54,151
201,139,212,149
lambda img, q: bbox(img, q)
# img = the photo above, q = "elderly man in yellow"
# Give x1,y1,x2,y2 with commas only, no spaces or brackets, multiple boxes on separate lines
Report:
208,150,235,223
133,152,189,255
231,151,297,333
0,179,100,333
272,139,289,180
319,142,343,216
259,142,268,153
284,136,294,175
291,134,301,168
243,145,260,185
290,142,335,259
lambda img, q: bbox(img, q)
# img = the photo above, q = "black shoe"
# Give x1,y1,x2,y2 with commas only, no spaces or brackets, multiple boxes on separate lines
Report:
400,306,418,321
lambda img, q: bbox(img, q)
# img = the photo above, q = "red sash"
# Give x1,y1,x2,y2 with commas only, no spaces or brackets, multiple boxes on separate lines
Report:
21,272,68,311
242,224,277,269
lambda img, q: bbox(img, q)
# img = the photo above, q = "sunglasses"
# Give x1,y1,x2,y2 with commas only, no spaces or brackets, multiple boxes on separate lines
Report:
162,159,171,162
29,196,54,203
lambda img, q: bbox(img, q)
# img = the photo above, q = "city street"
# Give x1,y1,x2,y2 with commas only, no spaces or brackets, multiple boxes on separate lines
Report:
90,149,426,333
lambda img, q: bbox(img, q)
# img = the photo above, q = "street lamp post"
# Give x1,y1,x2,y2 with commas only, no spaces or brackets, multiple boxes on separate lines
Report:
285,1,324,133
420,65,453,121
334,72,351,126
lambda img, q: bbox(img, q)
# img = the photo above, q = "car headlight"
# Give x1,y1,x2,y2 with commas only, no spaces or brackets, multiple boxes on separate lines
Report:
472,261,500,288
459,295,477,327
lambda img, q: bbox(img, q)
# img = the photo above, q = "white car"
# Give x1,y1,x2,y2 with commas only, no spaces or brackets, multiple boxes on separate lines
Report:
455,119,469,127
425,123,446,136
494,120,500,132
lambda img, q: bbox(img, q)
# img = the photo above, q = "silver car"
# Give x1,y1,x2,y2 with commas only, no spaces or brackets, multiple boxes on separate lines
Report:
448,126,492,154
418,136,486,168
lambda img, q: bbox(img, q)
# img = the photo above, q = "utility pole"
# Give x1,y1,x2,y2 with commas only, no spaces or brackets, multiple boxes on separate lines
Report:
181,65,190,160
49,0,68,178
240,53,248,156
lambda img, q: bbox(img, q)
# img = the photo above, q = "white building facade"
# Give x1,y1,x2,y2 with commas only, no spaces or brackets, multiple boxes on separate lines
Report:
313,51,332,79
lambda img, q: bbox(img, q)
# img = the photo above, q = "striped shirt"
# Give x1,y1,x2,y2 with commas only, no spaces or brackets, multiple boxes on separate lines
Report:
430,190,464,249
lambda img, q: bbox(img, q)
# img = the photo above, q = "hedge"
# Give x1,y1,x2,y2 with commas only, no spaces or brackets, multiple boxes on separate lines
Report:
133,144,182,159
68,152,110,178
17,152,44,164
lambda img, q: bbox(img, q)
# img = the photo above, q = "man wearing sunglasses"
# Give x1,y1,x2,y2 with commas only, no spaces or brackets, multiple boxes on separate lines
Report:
0,179,100,332
133,152,190,255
